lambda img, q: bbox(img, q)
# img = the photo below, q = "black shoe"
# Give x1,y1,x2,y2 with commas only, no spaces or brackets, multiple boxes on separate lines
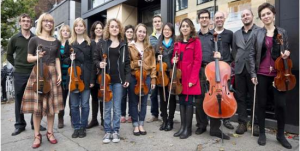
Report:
174,105,186,137
139,130,147,135
31,125,46,131
11,128,25,136
72,129,80,138
235,123,247,134
165,120,173,131
159,121,167,131
101,119,104,127
78,128,86,138
180,106,193,139
223,120,234,130
133,130,140,136
258,133,266,146
277,135,292,149
253,125,259,137
86,120,99,129
195,128,206,135
210,131,230,140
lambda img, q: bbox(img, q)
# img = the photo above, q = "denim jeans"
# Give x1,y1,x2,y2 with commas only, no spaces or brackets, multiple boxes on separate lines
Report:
121,87,130,116
128,75,151,127
104,83,123,133
150,86,159,117
70,89,90,130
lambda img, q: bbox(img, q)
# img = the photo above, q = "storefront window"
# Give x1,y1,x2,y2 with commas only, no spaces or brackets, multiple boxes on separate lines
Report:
197,0,213,5
176,0,188,11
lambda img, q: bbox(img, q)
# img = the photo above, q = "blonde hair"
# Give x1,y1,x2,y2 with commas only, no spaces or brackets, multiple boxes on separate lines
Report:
35,13,55,36
103,18,124,41
69,18,91,45
134,23,150,48
59,25,71,42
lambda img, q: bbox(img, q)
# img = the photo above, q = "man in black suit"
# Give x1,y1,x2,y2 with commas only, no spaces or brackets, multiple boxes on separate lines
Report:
232,9,260,136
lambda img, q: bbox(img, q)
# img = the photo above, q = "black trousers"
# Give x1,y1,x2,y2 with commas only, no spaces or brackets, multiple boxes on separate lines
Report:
1,76,7,99
235,67,258,124
256,74,287,135
158,86,176,121
90,83,103,121
14,73,33,129
195,67,221,132
121,87,130,116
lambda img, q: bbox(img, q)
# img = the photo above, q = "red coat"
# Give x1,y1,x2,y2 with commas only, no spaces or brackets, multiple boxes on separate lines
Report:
172,38,202,96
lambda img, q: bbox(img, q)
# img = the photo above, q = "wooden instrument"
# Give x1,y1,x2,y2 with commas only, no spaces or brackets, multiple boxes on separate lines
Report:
274,34,296,91
168,51,182,96
33,44,51,94
203,32,237,119
68,48,85,93
98,54,113,102
156,46,169,102
134,53,149,96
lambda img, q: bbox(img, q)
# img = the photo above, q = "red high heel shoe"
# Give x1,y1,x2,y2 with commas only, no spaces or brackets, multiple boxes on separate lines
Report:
46,132,57,144
32,133,42,149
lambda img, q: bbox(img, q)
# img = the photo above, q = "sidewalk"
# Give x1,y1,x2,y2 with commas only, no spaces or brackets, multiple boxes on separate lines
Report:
1,100,299,151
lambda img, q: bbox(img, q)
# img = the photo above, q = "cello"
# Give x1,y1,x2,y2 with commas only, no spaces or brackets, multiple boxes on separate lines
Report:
156,46,169,102
68,48,85,93
203,32,237,119
33,44,51,94
97,54,113,102
274,34,296,91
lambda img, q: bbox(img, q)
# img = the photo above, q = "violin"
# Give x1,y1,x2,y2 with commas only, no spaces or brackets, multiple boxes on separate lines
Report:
274,34,296,91
98,54,113,102
134,53,149,96
168,51,182,95
68,48,85,93
156,46,169,102
33,44,51,94
203,32,237,119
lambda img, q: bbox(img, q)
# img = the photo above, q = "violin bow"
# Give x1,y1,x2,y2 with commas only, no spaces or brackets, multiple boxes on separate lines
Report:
66,48,74,114
167,51,177,108
36,45,42,109
138,53,143,112
102,54,107,119
252,83,257,136
159,46,167,103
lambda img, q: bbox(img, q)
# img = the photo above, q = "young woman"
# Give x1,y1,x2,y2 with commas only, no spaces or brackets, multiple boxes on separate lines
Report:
21,13,64,148
120,24,135,123
172,18,202,139
128,23,156,136
67,18,95,138
87,21,105,129
57,25,71,129
156,23,176,131
249,3,292,149
93,18,130,143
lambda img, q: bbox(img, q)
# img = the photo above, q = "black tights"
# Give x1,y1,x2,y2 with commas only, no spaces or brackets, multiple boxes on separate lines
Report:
158,86,176,121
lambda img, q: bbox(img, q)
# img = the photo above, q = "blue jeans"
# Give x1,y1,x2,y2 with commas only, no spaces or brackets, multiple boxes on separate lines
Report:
104,83,123,133
70,89,90,130
150,86,159,117
128,75,151,127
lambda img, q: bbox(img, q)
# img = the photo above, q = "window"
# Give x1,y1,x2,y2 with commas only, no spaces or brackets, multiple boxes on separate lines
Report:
90,0,112,9
197,0,213,5
176,0,188,11
197,7,217,20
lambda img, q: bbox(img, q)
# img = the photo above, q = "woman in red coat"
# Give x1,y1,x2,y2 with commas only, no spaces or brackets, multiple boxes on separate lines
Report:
172,18,202,139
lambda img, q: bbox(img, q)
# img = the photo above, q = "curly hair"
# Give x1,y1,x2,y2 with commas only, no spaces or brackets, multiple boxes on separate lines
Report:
176,18,197,42
103,18,124,41
89,21,104,40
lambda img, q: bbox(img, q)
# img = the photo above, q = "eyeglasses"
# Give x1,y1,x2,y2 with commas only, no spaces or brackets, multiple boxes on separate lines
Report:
43,20,54,24
200,16,209,20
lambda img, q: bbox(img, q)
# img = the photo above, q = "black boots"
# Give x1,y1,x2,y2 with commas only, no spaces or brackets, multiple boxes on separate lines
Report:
276,134,292,149
165,119,173,131
180,106,193,139
58,112,64,129
159,120,168,131
174,105,186,137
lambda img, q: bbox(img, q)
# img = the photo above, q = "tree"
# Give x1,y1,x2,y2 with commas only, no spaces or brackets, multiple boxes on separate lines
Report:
1,0,38,54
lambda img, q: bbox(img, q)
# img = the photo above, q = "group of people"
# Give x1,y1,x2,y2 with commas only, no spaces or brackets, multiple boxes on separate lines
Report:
6,2,293,149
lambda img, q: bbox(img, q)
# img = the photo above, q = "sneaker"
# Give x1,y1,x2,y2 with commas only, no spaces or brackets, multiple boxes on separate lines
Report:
127,116,132,123
103,133,111,144
112,132,120,143
147,116,158,123
72,129,79,138
223,120,234,129
236,123,247,134
120,116,126,123
78,128,86,138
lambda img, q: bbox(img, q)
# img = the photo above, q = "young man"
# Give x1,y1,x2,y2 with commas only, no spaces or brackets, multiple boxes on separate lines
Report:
147,15,162,123
213,11,234,130
232,9,260,136
195,9,230,140
7,13,46,136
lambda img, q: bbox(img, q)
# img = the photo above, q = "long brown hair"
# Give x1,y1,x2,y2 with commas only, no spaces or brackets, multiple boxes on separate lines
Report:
133,23,150,48
176,18,197,42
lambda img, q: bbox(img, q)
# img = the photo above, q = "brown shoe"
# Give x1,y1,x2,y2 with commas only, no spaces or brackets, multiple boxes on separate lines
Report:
146,116,158,123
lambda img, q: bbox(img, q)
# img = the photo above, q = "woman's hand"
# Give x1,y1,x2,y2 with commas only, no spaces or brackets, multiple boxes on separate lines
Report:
213,51,221,59
172,56,178,63
90,84,94,88
123,82,129,88
100,62,107,69
151,84,156,89
56,75,62,86
70,53,76,61
281,50,290,59
188,82,194,87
